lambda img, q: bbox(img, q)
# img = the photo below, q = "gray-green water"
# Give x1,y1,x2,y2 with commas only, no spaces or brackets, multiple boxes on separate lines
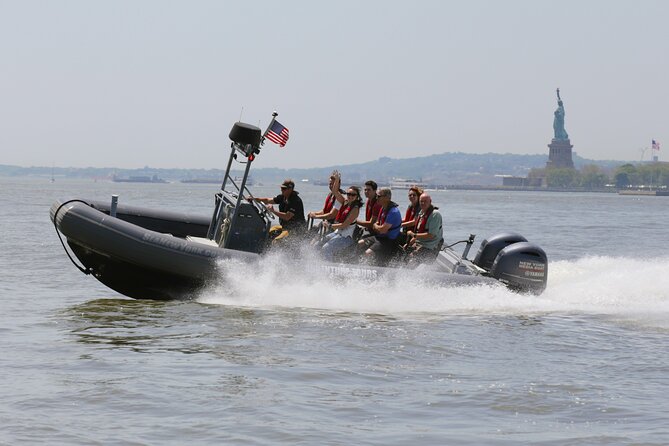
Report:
2,177,668,445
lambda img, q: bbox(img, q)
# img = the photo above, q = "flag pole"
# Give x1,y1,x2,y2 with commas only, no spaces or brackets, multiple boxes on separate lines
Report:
260,111,278,146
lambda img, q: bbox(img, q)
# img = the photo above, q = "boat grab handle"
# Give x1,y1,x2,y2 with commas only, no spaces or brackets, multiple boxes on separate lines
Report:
52,199,93,276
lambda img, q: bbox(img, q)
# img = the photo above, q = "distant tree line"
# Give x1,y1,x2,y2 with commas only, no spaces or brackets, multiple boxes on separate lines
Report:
528,163,669,188
612,163,669,188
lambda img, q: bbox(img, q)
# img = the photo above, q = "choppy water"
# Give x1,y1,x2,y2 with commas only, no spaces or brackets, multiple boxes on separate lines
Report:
2,177,669,445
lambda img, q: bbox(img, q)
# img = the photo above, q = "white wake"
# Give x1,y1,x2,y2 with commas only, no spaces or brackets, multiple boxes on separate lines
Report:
198,253,669,324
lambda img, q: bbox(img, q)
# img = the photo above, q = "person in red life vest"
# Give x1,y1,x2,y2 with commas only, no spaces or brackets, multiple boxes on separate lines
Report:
397,186,423,245
308,171,344,232
355,180,382,246
364,187,403,266
405,192,443,264
320,186,363,260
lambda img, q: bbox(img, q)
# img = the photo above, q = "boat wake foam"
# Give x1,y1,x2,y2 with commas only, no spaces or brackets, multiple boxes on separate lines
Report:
198,253,669,324
540,255,669,328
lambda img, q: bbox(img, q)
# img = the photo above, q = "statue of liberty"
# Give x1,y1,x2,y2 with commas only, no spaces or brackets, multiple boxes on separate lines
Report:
553,88,569,140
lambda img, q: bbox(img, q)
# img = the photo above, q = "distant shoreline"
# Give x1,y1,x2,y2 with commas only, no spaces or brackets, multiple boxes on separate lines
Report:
1,153,656,194
0,152,630,186
1,174,641,194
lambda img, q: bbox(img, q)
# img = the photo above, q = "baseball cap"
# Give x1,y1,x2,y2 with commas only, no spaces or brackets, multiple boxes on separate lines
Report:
280,179,295,189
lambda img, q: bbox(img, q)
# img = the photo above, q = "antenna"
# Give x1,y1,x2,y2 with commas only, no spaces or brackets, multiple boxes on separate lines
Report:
239,107,244,122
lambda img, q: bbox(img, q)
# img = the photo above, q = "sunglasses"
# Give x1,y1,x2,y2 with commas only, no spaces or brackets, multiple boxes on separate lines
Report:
346,192,357,196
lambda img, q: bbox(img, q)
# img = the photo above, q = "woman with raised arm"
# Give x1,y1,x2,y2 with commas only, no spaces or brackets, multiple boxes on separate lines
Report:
307,171,344,232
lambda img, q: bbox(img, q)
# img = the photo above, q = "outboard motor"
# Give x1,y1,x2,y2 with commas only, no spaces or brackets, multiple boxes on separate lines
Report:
490,242,548,294
473,232,527,271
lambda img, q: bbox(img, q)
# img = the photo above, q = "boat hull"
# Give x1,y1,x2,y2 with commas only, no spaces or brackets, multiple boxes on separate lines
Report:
51,198,544,300
66,241,211,300
51,199,258,300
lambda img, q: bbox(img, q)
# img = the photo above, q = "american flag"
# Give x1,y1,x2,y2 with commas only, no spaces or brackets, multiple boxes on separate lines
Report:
652,139,660,151
265,120,289,147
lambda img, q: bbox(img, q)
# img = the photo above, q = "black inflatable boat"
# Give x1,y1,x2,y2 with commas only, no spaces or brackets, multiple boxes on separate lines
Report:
51,115,548,300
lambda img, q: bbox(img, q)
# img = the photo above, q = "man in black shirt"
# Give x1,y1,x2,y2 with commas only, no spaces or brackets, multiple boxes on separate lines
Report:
253,179,306,241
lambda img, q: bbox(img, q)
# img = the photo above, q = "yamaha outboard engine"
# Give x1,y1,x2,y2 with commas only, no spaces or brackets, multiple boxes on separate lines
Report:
490,242,548,294
473,232,548,294
473,232,527,271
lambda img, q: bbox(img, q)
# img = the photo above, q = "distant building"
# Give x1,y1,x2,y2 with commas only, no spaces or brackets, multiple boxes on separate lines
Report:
389,178,426,190
501,176,543,187
501,176,527,187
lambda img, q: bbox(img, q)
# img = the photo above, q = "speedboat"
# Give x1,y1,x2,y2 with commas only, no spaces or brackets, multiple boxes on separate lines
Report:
51,115,548,300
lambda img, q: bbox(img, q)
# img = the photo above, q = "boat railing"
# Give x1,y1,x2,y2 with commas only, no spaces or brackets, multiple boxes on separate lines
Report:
207,113,279,251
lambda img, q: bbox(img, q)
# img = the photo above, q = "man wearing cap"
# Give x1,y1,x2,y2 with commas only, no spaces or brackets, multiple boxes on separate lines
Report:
253,179,306,241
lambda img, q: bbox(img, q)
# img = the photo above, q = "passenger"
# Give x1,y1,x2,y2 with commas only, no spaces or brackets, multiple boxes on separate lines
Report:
320,186,363,261
405,192,443,264
355,180,382,247
308,170,343,232
252,179,306,242
364,187,402,266
397,186,423,245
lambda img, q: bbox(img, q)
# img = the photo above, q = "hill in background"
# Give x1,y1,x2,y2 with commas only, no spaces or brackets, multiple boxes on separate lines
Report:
0,152,627,186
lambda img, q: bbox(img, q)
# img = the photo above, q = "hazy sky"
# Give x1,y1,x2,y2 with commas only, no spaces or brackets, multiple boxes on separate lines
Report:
1,0,667,169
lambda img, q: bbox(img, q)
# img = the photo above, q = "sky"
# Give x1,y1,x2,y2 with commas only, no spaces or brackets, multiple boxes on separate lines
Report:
1,0,667,169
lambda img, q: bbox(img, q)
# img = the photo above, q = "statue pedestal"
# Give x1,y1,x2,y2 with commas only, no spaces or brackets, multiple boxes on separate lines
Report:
546,139,574,169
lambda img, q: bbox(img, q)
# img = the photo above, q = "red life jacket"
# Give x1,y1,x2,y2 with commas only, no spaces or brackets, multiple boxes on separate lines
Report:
404,204,419,223
323,193,337,214
415,206,435,233
334,202,355,223
377,203,398,226
365,196,379,220
377,205,387,225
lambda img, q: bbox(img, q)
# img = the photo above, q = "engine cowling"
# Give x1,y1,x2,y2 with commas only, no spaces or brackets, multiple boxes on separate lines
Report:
490,242,548,294
473,232,527,271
